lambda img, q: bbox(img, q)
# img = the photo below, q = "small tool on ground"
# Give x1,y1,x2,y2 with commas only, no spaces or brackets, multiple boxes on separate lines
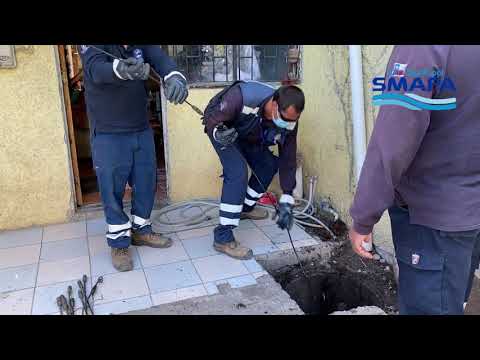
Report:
82,274,94,314
78,289,87,315
77,279,94,315
87,276,104,306
56,296,64,315
59,295,70,315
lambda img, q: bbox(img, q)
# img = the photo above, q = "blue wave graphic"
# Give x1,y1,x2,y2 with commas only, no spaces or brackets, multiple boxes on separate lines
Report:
373,99,422,110
373,93,456,110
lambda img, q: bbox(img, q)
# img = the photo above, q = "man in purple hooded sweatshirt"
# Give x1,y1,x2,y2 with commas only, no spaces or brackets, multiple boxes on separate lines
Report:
349,45,480,315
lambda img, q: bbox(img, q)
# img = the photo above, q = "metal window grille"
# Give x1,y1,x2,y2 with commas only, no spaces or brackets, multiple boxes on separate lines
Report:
161,45,301,87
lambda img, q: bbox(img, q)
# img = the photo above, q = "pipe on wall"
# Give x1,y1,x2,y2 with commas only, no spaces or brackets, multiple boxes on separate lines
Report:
348,45,367,184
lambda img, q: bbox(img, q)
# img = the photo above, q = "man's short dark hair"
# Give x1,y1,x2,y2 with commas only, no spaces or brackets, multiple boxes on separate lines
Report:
273,85,305,113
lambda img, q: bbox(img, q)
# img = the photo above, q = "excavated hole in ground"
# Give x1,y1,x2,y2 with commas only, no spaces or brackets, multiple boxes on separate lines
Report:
258,215,398,315
281,270,382,315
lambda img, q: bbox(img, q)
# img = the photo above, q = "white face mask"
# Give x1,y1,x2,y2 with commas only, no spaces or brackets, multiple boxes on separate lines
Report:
272,105,297,131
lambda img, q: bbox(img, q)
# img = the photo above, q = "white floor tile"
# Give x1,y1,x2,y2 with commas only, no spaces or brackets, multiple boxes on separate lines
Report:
0,288,34,315
276,238,318,251
176,226,216,240
137,237,189,267
88,235,109,256
37,256,90,286
144,260,202,293
86,217,107,237
92,270,149,305
242,259,264,273
259,224,312,243
151,284,207,306
227,274,257,288
0,244,41,270
0,264,37,293
204,282,219,295
233,228,274,249
181,234,217,259
252,244,279,255
43,221,86,243
237,219,257,230
40,237,88,263
192,254,249,283
0,227,42,249
94,295,152,315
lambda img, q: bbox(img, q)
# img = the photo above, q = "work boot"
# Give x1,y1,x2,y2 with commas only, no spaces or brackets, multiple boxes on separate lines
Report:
213,240,253,260
111,248,133,272
240,207,269,220
131,231,173,248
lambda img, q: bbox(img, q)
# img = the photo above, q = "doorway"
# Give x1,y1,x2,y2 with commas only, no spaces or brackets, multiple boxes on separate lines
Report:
57,45,169,208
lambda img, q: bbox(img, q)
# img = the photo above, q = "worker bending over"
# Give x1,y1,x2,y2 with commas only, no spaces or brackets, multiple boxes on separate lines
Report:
202,81,305,260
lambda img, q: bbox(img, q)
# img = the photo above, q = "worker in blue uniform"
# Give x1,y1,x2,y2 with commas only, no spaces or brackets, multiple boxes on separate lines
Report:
202,81,305,260
80,45,188,271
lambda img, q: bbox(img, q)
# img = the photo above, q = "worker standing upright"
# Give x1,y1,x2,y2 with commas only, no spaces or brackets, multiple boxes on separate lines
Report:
349,45,480,314
79,45,188,272
202,81,305,260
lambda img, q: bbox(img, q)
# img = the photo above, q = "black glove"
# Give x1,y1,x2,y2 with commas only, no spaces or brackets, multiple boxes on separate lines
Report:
113,57,150,81
275,195,295,230
164,73,188,104
213,125,238,147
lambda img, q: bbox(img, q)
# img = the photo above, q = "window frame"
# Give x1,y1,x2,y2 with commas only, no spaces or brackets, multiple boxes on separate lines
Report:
163,45,302,89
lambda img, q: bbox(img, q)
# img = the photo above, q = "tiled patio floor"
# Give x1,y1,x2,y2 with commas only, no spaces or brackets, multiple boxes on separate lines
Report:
0,208,318,315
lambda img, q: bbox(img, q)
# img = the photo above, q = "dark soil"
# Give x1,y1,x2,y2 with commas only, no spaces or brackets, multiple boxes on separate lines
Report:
327,242,398,314
271,212,399,314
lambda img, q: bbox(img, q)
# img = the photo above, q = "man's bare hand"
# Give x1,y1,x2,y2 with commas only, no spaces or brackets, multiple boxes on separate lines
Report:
349,228,374,259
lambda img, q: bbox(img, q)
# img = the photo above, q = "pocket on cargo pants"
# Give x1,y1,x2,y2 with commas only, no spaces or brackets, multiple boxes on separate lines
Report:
389,206,447,315
395,244,446,315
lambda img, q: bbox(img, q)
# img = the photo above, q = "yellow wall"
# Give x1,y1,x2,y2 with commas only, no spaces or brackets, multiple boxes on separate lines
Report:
166,89,223,202
0,45,74,230
297,45,354,218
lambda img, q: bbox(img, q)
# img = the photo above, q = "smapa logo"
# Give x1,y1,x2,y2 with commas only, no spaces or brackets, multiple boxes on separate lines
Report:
372,63,457,111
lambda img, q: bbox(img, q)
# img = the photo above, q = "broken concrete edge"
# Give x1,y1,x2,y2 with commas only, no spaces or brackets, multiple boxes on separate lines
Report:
124,271,304,315
254,241,337,275
330,306,387,315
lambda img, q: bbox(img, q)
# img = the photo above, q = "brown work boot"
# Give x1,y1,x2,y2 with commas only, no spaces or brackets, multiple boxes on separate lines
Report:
213,240,253,260
111,248,133,272
240,207,269,220
131,231,173,248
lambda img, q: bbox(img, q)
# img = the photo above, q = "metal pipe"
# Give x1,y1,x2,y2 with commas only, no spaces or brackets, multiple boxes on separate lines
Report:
348,45,367,184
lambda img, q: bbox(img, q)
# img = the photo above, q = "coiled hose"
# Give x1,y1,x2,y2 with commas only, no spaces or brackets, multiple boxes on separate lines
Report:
151,196,336,240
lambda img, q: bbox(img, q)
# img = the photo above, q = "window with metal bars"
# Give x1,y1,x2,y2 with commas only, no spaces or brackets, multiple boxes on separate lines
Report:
161,45,301,87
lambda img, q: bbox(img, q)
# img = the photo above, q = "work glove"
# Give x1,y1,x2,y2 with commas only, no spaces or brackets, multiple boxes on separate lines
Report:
213,124,238,147
275,194,295,230
164,73,189,104
113,57,150,81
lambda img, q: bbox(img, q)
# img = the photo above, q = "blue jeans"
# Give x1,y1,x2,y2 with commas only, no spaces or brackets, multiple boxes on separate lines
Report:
389,205,480,315
91,127,157,248
208,134,279,244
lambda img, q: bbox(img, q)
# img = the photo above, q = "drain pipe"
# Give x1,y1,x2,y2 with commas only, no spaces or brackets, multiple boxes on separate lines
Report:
349,46,373,253
348,45,367,184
